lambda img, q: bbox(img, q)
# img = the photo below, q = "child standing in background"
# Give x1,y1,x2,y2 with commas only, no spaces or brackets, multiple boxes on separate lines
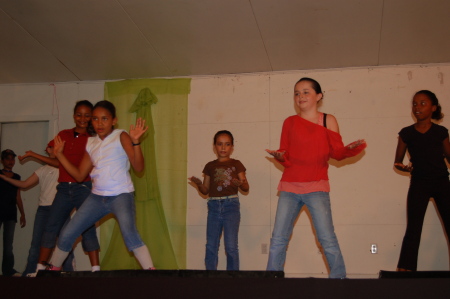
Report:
49,100,155,270
0,149,26,276
0,141,74,276
189,130,249,270
394,90,450,271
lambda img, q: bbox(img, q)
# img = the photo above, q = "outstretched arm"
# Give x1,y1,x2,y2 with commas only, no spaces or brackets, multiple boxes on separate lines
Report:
0,172,39,189
189,175,210,195
54,135,93,182
394,136,412,172
19,150,59,167
121,118,148,173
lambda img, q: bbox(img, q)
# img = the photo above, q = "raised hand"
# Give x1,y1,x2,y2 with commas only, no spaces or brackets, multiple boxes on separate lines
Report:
129,118,148,144
266,149,286,162
53,135,66,156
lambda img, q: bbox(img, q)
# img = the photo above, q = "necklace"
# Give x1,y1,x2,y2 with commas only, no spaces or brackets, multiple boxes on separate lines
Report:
2,169,13,173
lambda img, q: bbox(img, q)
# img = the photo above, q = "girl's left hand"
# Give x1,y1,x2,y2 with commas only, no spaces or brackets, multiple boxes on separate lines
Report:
129,118,149,144
232,178,244,187
394,163,413,172
346,139,366,150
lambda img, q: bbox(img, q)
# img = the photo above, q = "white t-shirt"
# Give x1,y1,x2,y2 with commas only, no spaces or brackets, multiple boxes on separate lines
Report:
86,129,134,196
34,165,59,206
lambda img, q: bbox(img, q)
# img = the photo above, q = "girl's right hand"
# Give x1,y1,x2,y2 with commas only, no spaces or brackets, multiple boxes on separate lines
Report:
53,136,66,156
266,149,286,162
189,176,202,185
394,163,413,172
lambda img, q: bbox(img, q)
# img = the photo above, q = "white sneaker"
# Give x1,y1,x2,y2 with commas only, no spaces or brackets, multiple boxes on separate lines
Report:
26,272,37,277
12,272,22,277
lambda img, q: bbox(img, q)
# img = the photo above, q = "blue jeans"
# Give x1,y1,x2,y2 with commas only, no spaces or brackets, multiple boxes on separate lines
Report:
22,206,74,276
0,220,17,276
267,191,346,278
205,196,240,270
58,192,145,252
41,182,99,252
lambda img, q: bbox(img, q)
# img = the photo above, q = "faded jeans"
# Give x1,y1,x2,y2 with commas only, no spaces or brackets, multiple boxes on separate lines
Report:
41,182,99,252
267,191,346,278
205,196,240,270
57,192,145,252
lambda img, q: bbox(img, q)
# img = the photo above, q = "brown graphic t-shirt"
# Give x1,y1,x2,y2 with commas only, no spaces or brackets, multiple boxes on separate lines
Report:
202,159,246,197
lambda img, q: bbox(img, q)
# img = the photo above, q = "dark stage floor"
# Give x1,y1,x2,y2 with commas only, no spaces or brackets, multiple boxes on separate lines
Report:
2,270,449,299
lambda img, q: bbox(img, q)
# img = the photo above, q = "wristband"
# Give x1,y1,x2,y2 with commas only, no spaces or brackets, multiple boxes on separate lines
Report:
132,142,141,146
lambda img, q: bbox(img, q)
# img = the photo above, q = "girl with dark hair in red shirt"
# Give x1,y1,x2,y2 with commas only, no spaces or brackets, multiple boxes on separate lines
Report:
19,100,100,275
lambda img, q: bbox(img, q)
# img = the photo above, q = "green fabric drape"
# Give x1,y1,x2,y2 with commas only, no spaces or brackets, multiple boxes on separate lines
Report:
100,78,190,269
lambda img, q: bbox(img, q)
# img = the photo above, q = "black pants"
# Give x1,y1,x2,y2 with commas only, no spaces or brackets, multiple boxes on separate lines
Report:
397,178,450,270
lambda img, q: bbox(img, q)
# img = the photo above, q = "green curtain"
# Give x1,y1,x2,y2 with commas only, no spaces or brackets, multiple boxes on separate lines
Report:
100,78,190,270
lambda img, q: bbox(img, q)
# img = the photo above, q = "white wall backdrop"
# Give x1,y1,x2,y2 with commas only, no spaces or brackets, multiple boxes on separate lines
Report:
187,64,450,278
0,64,449,277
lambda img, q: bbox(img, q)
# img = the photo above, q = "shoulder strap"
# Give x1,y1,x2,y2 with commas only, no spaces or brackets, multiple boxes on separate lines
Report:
323,113,327,128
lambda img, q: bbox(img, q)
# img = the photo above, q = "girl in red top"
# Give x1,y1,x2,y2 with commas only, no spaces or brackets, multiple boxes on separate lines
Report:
20,100,100,274
266,78,366,278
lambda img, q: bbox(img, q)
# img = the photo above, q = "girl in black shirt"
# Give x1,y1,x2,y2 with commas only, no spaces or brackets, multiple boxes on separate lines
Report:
394,90,450,271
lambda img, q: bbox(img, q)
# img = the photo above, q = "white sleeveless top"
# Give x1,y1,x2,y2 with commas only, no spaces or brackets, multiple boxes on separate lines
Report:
86,129,134,196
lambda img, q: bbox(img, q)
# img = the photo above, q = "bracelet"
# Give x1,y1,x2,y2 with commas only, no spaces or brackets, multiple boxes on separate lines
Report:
132,142,141,146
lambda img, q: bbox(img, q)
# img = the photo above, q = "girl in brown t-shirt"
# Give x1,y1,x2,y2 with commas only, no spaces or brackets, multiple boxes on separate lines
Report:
189,130,249,270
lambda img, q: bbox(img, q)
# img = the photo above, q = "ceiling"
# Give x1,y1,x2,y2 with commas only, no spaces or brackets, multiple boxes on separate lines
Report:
1,0,450,85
